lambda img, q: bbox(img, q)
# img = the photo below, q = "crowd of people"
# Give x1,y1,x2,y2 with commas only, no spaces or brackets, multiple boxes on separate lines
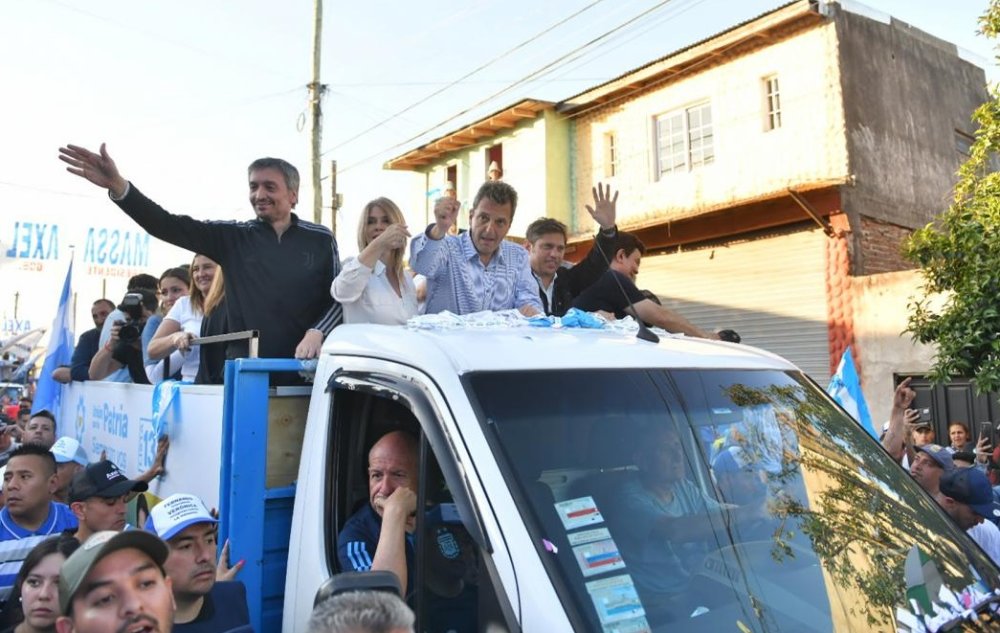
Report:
39,145,737,630
49,144,727,390
0,398,256,632
0,402,407,633
881,378,1000,564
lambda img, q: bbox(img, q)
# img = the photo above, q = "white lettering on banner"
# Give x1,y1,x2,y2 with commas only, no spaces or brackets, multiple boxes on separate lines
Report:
60,382,225,509
82,228,149,267
1,319,33,336
4,222,60,260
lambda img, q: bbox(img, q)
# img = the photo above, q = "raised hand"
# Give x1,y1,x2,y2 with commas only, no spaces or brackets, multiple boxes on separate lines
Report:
371,223,410,253
892,377,916,411
431,197,461,239
585,182,619,230
58,143,128,197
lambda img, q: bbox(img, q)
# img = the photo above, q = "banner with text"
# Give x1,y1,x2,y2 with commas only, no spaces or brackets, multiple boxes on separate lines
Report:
59,381,225,509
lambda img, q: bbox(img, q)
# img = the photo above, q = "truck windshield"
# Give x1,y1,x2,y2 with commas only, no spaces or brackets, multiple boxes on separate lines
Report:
466,368,1000,632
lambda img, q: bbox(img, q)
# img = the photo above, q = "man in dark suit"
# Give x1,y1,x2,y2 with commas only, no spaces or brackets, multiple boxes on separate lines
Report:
525,183,619,316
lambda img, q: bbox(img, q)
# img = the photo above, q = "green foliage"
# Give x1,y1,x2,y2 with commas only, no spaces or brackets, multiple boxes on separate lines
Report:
903,2,1000,393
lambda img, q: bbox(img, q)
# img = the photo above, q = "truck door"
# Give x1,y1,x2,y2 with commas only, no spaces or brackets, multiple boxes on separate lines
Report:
323,373,517,633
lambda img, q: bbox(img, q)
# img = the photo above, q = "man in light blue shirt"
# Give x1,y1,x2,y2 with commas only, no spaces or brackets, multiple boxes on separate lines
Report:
410,181,542,316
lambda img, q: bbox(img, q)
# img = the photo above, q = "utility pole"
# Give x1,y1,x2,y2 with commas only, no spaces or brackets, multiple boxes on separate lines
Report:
329,160,342,236
308,0,326,224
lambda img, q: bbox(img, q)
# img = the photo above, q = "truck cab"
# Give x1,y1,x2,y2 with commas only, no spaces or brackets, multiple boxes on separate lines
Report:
282,325,1000,632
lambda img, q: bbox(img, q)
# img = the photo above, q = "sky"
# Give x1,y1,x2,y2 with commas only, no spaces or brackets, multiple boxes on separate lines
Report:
1,0,997,340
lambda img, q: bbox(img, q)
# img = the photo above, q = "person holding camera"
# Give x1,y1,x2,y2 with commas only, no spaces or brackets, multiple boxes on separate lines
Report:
88,289,159,384
90,274,159,382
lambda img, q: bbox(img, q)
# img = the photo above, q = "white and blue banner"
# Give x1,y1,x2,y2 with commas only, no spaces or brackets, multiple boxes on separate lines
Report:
59,381,225,509
827,346,876,439
33,261,74,415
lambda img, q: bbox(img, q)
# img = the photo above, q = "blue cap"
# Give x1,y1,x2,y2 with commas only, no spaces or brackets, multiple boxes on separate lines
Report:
915,444,955,471
940,468,1000,520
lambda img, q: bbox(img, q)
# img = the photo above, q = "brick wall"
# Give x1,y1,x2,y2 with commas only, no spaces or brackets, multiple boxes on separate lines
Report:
858,215,913,275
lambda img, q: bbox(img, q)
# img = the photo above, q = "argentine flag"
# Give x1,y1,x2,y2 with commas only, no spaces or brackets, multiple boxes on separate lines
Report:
34,261,74,416
827,346,877,439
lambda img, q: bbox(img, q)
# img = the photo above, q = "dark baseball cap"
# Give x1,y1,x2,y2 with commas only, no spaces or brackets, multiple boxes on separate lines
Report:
941,467,1000,521
59,530,168,615
68,460,148,503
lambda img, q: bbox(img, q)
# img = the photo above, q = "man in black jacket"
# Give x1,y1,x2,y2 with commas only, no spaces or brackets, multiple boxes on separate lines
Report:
59,143,341,377
526,183,619,316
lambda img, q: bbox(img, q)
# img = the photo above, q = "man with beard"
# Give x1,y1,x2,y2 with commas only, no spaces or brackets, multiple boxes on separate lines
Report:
146,493,251,632
56,530,175,633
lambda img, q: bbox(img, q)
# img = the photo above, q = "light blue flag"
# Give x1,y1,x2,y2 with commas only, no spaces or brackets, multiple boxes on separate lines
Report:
33,261,74,416
827,345,876,439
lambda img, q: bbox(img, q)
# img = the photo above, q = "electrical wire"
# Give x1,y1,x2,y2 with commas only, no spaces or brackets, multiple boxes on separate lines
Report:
320,0,611,156
337,0,679,174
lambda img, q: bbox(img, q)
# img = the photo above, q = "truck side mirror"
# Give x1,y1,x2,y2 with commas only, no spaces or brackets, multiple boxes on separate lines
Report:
313,570,403,608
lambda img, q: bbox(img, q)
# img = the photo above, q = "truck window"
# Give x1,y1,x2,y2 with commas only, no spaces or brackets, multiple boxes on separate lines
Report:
466,368,1000,632
326,386,508,632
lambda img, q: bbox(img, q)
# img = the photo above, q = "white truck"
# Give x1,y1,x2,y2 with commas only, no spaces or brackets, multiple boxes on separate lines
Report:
61,324,1000,632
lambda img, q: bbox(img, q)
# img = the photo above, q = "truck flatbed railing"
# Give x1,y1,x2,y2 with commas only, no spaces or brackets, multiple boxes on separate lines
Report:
219,357,311,633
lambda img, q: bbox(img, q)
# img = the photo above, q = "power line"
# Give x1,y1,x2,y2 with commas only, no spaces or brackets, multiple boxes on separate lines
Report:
532,0,708,88
320,0,610,156
329,78,609,87
339,0,678,174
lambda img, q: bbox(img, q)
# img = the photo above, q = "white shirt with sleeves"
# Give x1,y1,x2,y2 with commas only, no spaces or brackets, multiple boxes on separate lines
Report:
159,296,203,382
968,520,1000,566
331,257,418,325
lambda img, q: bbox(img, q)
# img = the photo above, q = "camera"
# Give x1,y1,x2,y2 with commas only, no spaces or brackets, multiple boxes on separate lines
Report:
116,293,147,343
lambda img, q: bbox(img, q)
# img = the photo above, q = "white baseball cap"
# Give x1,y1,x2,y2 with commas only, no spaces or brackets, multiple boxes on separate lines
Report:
145,493,217,541
51,437,89,466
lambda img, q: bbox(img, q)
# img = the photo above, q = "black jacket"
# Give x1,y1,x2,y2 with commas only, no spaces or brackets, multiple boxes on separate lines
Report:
114,184,341,365
538,228,618,316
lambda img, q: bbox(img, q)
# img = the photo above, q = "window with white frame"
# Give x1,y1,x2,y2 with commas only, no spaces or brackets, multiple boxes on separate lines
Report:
604,132,619,178
656,102,713,176
763,75,781,131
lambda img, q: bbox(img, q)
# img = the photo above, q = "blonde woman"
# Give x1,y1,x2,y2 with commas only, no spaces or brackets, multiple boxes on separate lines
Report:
332,198,417,324
146,254,219,381
196,266,228,384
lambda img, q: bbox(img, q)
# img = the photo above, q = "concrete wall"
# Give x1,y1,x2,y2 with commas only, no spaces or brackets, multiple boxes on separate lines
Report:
568,22,850,237
852,269,936,425
417,112,568,238
835,6,987,232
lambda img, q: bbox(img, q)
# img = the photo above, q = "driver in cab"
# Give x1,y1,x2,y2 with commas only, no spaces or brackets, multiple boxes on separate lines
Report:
337,430,477,632
610,426,727,615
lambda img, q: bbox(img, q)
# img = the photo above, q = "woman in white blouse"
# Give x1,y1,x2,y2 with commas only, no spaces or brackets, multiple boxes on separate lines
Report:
146,254,219,381
332,197,417,324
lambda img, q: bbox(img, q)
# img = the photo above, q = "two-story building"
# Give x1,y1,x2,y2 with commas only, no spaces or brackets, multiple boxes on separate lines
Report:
385,0,987,390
